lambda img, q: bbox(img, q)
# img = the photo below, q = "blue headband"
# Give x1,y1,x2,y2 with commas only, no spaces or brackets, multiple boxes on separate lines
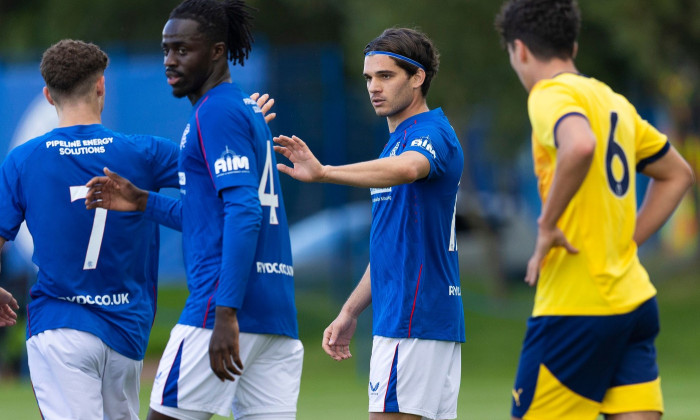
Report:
365,51,425,71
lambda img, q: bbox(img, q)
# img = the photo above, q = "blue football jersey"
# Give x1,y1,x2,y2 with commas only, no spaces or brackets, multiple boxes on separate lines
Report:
176,83,298,338
370,108,465,342
0,124,179,360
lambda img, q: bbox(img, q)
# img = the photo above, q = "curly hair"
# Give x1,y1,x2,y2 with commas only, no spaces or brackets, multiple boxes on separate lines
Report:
495,0,580,60
170,0,256,66
39,39,108,103
363,27,440,97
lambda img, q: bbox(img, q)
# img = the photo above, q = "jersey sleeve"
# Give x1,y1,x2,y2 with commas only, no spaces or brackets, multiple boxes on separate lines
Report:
633,112,670,172
528,81,588,149
216,185,262,309
148,136,180,189
196,101,259,193
402,126,450,180
144,192,182,231
0,151,26,241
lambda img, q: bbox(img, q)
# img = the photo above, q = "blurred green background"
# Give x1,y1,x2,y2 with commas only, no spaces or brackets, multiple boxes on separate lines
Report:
1,0,699,418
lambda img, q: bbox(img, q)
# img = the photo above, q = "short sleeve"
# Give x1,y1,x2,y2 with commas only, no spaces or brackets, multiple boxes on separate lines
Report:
0,152,26,241
634,113,669,172
528,81,588,149
403,127,452,180
148,136,180,189
196,100,259,193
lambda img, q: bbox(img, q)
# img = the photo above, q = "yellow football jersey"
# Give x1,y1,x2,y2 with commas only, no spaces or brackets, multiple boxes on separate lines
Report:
528,72,669,316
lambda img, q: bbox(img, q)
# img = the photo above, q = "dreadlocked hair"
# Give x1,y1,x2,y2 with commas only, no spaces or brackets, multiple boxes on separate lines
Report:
170,0,256,65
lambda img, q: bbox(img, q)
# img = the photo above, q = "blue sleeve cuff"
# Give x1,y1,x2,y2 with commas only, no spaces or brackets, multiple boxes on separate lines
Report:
144,192,182,231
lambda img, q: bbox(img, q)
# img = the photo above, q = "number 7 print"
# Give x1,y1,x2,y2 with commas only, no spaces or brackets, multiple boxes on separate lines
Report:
70,185,107,270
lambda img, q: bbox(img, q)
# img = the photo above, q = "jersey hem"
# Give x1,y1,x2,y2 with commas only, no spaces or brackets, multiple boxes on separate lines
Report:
532,293,656,317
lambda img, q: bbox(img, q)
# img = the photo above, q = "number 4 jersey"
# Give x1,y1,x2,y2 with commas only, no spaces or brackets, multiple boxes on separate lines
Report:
528,72,670,317
174,82,298,338
0,124,179,360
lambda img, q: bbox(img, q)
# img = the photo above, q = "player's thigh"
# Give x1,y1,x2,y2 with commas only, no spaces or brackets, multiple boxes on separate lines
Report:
511,312,643,420
369,336,460,420
27,328,108,420
605,412,661,420
150,324,238,418
601,298,662,416
233,334,303,419
102,346,142,420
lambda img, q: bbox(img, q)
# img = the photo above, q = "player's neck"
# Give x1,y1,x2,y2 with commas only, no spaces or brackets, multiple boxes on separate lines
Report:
386,97,429,133
56,102,102,128
187,66,232,105
529,59,578,91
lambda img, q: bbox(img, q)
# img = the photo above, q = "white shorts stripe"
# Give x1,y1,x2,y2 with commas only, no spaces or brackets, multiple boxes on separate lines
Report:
368,336,461,419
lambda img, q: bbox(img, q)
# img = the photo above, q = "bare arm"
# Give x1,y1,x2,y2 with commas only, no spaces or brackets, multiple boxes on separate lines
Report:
322,264,372,361
0,237,20,327
274,135,430,188
525,115,595,285
634,146,695,246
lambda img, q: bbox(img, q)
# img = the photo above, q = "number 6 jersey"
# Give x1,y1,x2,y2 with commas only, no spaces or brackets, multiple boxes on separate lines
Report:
0,125,179,360
528,72,670,317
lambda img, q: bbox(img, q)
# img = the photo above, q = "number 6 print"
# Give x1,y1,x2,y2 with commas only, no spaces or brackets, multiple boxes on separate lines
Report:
70,185,107,270
605,112,630,197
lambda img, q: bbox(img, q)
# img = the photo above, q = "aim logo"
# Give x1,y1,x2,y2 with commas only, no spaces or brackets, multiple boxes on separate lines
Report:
214,146,250,175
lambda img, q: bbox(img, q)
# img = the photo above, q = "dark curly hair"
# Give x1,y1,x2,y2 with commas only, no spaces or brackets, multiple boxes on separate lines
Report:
495,0,580,60
363,27,440,97
170,0,255,66
39,39,108,104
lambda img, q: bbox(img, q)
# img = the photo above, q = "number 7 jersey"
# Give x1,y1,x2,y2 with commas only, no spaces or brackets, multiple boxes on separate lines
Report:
0,125,180,359
528,73,670,317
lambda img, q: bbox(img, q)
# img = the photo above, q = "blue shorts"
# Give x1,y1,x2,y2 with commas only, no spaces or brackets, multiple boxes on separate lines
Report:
512,297,663,419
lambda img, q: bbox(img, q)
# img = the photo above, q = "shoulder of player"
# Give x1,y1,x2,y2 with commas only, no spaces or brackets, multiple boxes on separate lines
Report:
196,92,251,124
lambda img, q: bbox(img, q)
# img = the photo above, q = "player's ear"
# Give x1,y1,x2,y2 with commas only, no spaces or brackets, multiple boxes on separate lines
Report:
411,68,426,90
43,86,55,106
211,41,226,62
95,75,106,98
572,42,579,59
513,39,528,63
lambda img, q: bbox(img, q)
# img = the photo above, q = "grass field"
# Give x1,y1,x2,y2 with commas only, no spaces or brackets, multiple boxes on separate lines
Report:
1,261,698,419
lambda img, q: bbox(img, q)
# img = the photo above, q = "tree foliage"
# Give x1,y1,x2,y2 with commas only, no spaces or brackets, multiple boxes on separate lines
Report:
1,0,699,153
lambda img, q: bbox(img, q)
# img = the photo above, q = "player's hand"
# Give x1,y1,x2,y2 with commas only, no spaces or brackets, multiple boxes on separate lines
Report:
0,287,19,327
525,223,578,286
322,311,357,361
273,135,326,183
250,92,276,124
85,167,149,212
209,306,243,382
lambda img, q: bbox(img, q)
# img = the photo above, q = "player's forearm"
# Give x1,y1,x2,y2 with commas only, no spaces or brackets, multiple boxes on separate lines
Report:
634,177,693,246
144,192,182,231
540,143,594,229
216,187,262,308
322,154,427,188
340,264,372,319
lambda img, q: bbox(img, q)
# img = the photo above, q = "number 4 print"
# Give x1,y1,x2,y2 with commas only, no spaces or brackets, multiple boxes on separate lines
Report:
70,185,107,270
259,140,279,225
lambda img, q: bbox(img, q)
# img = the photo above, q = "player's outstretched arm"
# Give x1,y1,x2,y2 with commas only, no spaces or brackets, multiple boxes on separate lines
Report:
85,167,149,212
250,92,276,124
274,135,430,188
635,146,695,246
0,286,19,327
322,264,372,361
